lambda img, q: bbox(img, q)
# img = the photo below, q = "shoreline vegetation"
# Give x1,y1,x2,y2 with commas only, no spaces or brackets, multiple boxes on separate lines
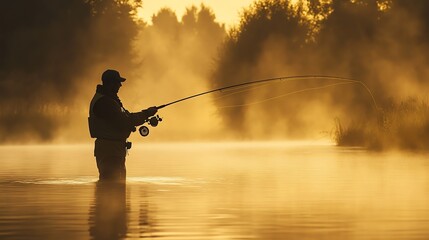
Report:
2,0,429,152
334,98,429,151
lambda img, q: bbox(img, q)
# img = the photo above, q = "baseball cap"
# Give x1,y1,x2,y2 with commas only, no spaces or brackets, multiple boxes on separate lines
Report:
101,69,126,83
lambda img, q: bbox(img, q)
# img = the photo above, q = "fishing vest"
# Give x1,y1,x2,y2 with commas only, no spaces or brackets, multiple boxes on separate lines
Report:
88,92,131,141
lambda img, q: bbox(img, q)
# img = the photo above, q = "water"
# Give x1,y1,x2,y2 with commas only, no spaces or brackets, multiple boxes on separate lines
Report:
0,142,428,239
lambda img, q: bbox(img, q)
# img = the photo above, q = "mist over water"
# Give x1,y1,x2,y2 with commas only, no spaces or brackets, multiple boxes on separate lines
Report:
1,143,429,239
1,2,428,239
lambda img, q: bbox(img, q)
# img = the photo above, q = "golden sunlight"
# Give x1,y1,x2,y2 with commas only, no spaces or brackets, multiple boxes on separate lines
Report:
2,1,429,239
138,0,255,27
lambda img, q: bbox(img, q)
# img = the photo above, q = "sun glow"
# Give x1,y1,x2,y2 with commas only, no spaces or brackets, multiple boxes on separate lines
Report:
138,0,255,27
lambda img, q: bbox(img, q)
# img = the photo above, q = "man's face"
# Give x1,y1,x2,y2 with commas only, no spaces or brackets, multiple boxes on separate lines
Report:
112,81,122,94
104,80,122,94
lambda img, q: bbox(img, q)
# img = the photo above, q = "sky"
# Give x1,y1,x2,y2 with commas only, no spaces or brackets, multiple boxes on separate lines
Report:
138,0,256,27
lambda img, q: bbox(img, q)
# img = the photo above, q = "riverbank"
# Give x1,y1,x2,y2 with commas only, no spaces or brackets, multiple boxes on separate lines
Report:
335,98,429,151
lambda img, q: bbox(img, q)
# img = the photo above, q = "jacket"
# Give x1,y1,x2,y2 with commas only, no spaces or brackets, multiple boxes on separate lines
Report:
88,85,150,141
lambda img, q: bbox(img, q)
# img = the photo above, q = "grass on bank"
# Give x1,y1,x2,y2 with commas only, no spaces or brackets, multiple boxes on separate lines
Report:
334,98,429,151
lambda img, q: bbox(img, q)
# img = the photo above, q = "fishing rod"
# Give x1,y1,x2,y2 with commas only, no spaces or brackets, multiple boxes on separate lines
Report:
138,75,378,137
155,75,365,109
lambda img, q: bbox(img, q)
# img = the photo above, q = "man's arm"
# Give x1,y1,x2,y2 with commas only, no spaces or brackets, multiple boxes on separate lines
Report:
128,107,158,126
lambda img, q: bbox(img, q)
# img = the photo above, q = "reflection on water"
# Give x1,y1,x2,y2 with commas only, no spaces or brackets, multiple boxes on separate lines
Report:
0,142,428,239
89,181,127,240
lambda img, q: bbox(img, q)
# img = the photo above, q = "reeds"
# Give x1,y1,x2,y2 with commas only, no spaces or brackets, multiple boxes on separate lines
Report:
334,98,429,151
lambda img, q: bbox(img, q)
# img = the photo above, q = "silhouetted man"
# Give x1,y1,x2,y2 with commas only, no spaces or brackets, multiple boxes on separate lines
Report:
89,69,157,181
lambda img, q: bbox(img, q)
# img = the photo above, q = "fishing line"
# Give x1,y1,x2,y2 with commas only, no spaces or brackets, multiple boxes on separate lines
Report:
212,78,356,103
191,82,268,107
218,81,355,108
156,75,379,110
212,81,275,101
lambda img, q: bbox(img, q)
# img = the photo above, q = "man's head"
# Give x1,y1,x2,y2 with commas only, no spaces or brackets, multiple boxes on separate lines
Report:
101,69,126,94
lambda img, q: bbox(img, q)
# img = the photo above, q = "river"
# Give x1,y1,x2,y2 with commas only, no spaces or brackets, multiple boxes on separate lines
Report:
0,141,428,239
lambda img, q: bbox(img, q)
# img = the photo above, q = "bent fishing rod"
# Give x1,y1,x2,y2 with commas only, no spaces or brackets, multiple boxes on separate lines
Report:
138,75,378,137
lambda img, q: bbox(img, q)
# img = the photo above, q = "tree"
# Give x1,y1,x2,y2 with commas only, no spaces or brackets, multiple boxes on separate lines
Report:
0,0,141,142
212,0,311,136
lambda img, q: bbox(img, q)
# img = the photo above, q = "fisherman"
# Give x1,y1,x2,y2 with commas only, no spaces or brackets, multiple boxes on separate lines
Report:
89,69,157,181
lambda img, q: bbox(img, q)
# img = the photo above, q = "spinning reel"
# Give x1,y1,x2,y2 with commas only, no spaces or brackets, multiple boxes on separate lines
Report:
139,115,162,137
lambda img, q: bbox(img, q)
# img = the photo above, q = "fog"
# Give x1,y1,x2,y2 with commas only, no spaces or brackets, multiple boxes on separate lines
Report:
122,5,226,141
1,0,428,149
211,0,429,148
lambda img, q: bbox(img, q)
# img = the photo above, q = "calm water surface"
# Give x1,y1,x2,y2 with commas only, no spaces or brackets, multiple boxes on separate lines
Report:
0,142,428,239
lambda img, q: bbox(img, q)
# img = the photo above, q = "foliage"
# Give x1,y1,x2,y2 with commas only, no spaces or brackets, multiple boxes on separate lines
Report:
0,0,141,142
212,0,311,133
211,0,429,148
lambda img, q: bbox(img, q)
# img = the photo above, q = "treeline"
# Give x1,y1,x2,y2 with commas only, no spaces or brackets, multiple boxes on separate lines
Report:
0,0,141,141
2,0,428,147
0,0,140,103
211,0,429,149
129,5,225,100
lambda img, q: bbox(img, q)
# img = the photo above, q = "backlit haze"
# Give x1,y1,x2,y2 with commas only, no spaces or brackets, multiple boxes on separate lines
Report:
1,0,428,150
1,2,429,238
